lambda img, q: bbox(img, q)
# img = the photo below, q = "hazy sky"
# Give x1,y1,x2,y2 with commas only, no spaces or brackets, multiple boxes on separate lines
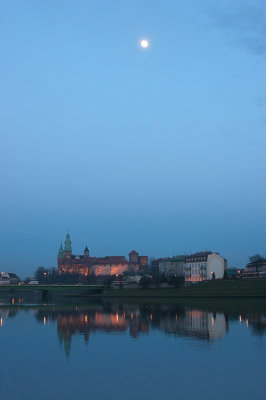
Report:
1,0,265,277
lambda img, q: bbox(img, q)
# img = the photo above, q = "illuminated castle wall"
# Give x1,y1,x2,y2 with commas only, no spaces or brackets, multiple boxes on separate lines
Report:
57,233,148,277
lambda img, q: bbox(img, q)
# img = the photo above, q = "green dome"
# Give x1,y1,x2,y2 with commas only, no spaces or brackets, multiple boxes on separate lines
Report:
64,233,72,252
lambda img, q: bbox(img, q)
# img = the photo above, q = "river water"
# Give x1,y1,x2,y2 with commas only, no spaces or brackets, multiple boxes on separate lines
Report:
0,297,265,400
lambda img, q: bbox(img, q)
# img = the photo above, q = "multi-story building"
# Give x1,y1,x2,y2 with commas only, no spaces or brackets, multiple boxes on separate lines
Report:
152,251,227,282
57,233,148,278
0,272,20,285
184,252,227,282
152,256,185,278
241,257,266,279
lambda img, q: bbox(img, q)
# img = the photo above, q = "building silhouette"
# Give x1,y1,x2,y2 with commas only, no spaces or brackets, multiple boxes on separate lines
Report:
57,233,148,277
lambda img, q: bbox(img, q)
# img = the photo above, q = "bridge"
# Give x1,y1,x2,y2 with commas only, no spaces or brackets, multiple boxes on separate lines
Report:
0,284,104,302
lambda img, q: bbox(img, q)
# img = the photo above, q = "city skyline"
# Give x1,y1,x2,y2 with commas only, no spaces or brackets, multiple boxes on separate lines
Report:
1,0,266,276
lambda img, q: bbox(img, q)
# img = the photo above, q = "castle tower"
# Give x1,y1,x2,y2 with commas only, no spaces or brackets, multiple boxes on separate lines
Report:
64,233,72,259
129,250,139,264
84,246,90,258
57,242,64,259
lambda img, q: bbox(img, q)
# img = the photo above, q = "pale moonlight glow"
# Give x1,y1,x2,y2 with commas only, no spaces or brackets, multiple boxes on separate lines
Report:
140,39,149,48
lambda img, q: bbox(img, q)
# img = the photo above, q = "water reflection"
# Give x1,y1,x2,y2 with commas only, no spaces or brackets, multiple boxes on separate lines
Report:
239,312,266,336
39,305,227,350
159,309,227,340
1,302,266,358
0,307,18,327
1,301,265,400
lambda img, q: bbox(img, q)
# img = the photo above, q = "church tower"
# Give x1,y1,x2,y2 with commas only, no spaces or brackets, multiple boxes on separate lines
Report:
57,242,64,259
64,233,72,259
84,246,90,258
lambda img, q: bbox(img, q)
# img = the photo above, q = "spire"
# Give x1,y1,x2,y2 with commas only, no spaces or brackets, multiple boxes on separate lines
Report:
64,233,72,253
84,246,90,258
58,242,64,258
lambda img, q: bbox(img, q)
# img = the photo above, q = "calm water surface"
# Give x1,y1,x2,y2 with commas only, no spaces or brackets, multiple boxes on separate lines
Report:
0,298,265,400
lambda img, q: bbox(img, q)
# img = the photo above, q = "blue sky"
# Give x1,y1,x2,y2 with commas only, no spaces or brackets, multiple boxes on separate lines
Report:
0,0,265,277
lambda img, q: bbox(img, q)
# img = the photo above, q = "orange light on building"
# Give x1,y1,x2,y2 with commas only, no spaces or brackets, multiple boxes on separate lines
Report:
175,314,178,321
150,313,152,321
19,298,21,303
11,298,14,305
123,312,126,318
0,318,2,327
131,312,133,320
246,319,248,328
116,313,119,323
212,317,214,326
239,315,242,324
85,315,88,323
43,316,46,326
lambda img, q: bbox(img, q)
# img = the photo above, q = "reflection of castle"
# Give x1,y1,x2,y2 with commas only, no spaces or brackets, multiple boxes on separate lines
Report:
56,308,149,356
3,305,266,358
0,309,10,327
37,305,229,356
57,233,148,277
0,308,19,327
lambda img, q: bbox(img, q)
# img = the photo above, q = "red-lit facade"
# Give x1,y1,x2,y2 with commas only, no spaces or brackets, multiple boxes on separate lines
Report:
57,234,148,277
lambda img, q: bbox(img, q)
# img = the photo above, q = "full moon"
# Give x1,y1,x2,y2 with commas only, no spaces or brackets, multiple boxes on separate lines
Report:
140,39,149,48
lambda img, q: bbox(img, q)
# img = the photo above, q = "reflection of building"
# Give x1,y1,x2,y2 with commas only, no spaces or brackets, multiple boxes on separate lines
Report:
1,304,232,358
54,306,228,357
57,233,148,277
160,310,227,340
184,252,227,282
0,308,19,327
0,309,10,326
246,314,266,335
56,307,149,356
49,305,228,356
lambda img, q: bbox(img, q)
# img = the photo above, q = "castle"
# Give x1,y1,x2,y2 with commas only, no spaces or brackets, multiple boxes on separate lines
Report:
57,233,148,278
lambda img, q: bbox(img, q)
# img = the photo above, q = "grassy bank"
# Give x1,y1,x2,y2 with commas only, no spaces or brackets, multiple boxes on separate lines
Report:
99,279,266,298
0,280,265,299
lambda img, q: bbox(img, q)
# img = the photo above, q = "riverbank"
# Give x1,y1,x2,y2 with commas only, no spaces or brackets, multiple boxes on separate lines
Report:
98,279,266,298
0,279,265,299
